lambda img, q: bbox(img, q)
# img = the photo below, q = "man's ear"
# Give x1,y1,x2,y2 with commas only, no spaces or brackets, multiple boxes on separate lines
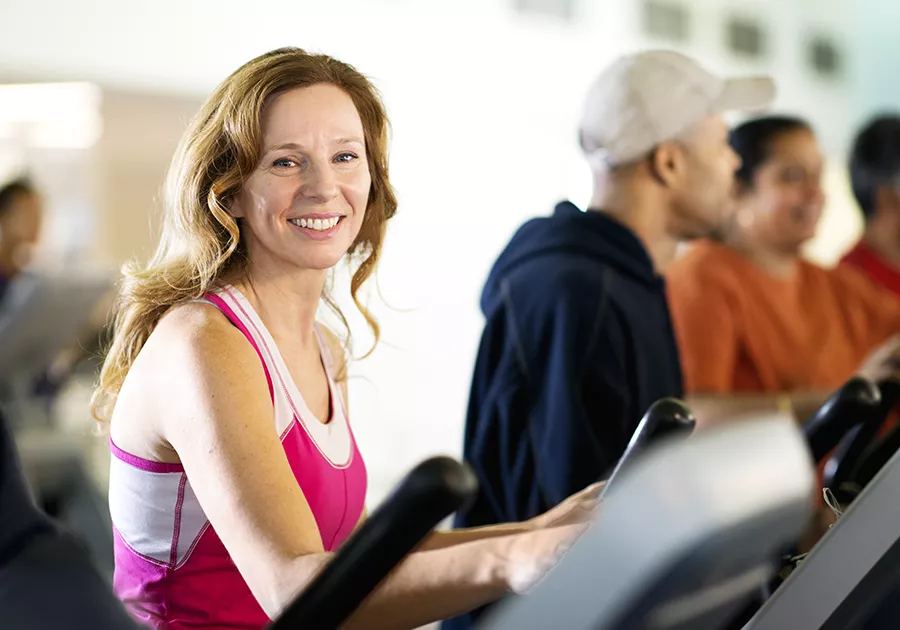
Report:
649,141,685,188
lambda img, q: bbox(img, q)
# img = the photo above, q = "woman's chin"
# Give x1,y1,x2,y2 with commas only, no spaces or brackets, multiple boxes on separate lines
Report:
781,232,817,256
289,253,346,272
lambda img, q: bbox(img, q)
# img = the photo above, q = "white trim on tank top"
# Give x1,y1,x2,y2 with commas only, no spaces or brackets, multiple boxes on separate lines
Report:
199,285,354,468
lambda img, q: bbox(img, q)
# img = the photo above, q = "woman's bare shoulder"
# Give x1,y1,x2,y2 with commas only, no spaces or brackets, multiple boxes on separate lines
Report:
111,300,267,456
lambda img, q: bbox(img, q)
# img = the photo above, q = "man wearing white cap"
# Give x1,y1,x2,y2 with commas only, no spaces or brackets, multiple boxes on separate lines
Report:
448,50,774,629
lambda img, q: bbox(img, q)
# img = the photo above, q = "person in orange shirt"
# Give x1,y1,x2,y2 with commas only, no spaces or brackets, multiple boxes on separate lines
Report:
841,114,900,296
666,115,900,428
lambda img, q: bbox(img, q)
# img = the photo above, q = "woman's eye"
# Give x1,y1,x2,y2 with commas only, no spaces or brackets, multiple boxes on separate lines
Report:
335,152,359,163
273,158,297,168
781,167,805,183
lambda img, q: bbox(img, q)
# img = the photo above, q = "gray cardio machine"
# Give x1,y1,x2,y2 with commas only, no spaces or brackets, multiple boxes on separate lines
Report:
743,435,900,630
0,269,112,427
0,269,115,580
479,417,816,630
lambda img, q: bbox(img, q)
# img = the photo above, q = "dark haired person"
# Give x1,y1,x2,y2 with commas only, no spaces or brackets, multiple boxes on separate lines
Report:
842,114,900,296
0,178,100,404
0,178,42,303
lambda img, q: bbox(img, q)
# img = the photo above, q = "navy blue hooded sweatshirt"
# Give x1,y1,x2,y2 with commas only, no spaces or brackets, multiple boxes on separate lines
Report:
445,201,684,629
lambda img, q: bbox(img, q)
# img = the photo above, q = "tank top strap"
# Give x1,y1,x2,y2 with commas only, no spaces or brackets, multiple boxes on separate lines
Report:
313,324,336,379
312,324,349,421
193,293,276,404
204,285,353,463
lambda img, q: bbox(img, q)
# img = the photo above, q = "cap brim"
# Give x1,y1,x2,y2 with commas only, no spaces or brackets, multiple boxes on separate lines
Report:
714,76,776,112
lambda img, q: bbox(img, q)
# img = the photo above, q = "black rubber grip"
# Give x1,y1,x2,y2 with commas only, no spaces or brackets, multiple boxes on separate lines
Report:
269,456,478,630
802,377,880,462
601,398,695,498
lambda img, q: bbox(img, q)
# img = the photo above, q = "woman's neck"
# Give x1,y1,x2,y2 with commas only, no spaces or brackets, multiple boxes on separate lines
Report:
0,246,19,278
863,221,900,269
727,233,799,279
230,265,328,346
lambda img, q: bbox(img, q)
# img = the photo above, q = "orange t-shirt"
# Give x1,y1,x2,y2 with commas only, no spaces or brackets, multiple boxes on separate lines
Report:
666,240,900,395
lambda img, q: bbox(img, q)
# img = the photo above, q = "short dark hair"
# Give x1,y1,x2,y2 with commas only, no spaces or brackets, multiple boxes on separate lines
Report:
849,114,900,220
730,116,813,188
0,177,37,220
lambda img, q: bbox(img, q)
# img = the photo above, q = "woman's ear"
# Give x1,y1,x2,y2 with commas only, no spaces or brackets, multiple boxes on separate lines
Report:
227,194,245,219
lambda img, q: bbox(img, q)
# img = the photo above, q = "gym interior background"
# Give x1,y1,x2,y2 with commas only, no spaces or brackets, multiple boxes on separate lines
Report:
1,0,898,527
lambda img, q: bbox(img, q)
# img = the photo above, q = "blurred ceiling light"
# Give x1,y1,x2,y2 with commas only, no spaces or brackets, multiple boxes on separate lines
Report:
0,82,101,122
0,82,102,149
27,120,103,149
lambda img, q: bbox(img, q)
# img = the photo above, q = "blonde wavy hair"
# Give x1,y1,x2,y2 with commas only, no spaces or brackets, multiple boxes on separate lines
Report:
92,47,397,422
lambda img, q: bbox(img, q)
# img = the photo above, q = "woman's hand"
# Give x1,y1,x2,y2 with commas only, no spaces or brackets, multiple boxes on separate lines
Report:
527,482,604,531
502,523,588,594
857,334,900,383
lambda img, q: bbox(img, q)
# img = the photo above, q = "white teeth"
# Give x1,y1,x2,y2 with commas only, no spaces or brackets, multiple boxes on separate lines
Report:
290,217,341,231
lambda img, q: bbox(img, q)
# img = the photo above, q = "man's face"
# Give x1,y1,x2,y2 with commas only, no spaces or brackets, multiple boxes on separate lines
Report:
668,115,742,240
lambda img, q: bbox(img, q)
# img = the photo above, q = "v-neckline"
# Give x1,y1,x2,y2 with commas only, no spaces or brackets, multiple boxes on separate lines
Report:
220,284,340,429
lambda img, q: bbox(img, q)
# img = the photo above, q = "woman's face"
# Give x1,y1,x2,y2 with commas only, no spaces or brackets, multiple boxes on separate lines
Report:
738,128,825,254
230,83,371,277
0,190,43,264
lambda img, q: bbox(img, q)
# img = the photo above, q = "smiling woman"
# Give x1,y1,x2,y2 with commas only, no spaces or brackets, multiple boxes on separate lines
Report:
235,84,372,271
90,47,594,630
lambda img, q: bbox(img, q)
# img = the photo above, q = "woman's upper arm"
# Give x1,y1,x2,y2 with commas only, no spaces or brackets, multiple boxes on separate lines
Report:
833,265,900,350
667,271,738,394
155,312,324,611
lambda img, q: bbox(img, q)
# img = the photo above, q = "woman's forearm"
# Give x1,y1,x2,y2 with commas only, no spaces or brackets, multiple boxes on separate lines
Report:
344,537,509,630
418,522,532,551
686,391,832,429
787,391,836,423
273,535,510,630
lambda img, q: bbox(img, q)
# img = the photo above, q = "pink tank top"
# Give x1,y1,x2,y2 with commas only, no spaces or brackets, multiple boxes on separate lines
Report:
108,284,368,629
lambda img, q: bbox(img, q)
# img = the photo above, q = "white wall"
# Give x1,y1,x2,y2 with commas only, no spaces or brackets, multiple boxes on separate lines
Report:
849,0,900,120
0,0,876,503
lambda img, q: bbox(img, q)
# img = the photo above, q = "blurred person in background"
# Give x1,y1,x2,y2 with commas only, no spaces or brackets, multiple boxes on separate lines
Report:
667,115,900,428
842,114,900,296
0,177,42,304
0,176,103,406
448,49,774,630
0,180,130,628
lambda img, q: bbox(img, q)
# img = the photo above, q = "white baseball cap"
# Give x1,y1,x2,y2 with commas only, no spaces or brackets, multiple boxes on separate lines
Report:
580,50,776,168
